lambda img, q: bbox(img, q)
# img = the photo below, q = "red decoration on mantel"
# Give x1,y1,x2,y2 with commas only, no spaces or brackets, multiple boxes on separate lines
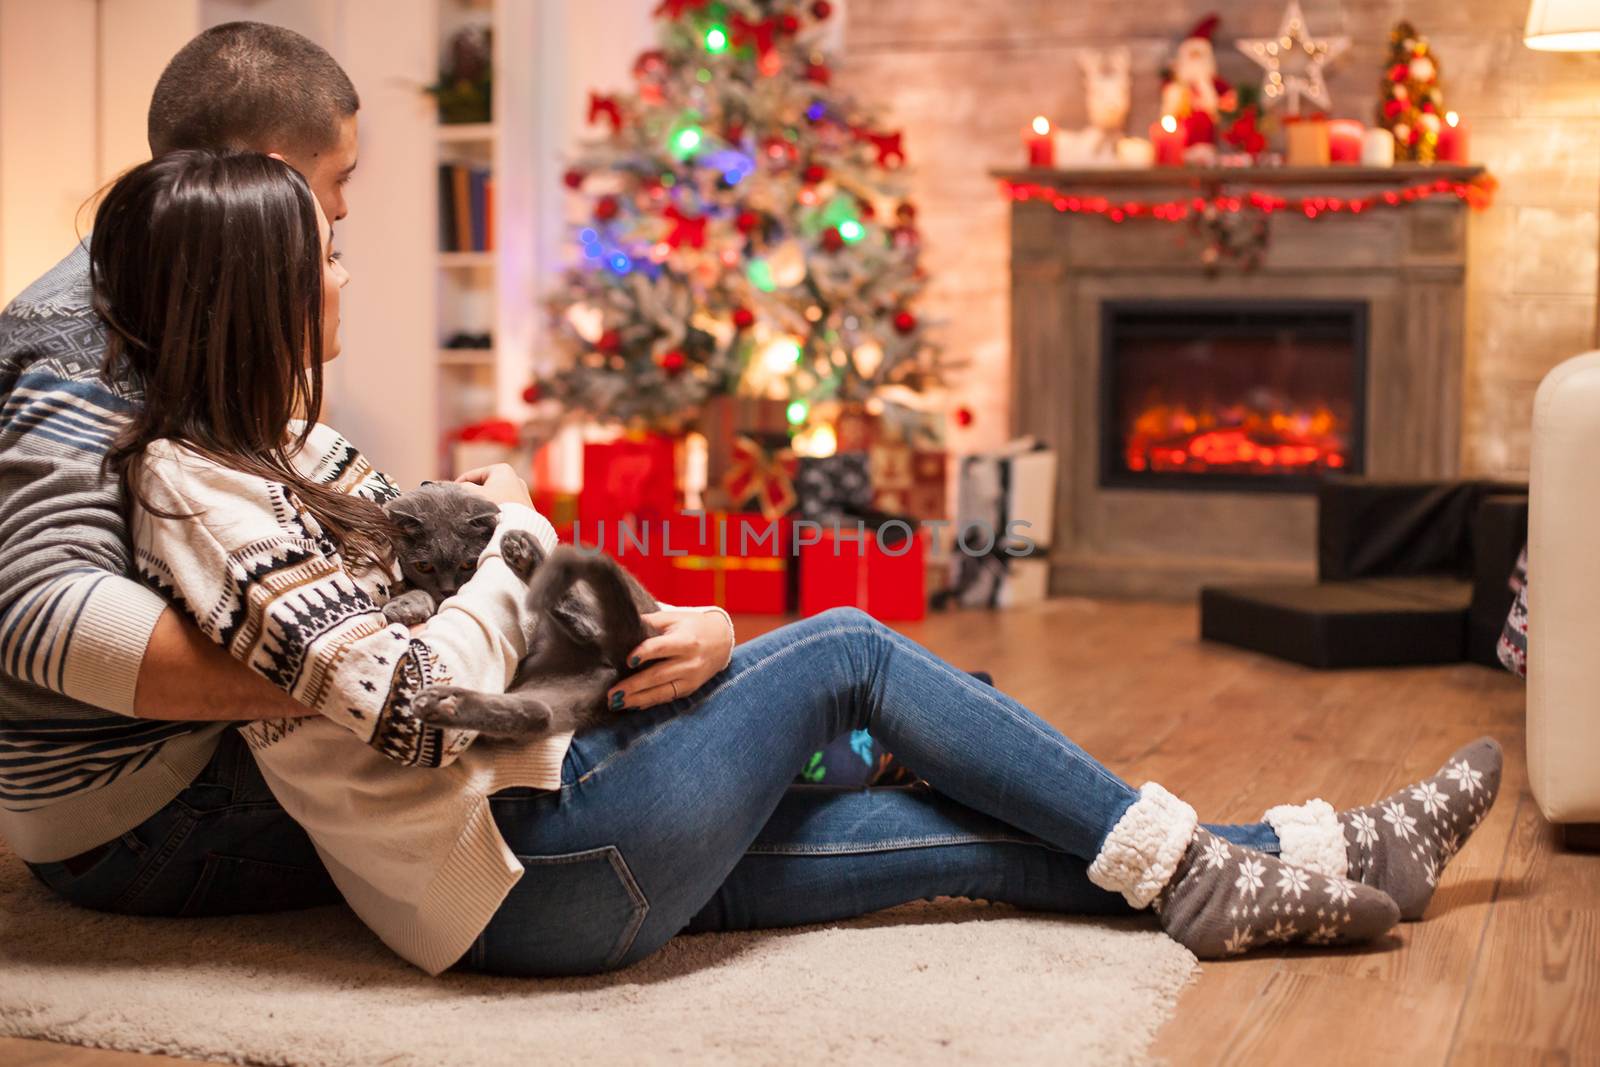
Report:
998,173,1496,221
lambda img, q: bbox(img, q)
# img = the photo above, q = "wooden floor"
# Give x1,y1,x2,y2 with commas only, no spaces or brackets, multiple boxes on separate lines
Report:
6,599,1595,1066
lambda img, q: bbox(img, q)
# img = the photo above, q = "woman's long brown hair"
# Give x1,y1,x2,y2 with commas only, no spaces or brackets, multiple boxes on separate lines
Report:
93,149,394,567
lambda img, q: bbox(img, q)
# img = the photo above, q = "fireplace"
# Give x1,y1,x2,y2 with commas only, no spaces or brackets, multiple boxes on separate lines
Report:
1000,164,1477,597
1100,301,1368,493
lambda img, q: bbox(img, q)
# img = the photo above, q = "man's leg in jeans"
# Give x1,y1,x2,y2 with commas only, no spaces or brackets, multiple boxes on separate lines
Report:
683,783,1278,934
26,729,339,916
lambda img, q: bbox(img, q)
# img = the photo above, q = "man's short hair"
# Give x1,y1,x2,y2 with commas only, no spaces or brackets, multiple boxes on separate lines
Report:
147,22,359,157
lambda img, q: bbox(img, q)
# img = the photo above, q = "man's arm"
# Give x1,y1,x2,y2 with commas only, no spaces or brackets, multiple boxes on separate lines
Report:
134,607,317,720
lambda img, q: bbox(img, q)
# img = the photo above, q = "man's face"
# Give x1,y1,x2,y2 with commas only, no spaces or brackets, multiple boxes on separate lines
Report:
279,114,359,222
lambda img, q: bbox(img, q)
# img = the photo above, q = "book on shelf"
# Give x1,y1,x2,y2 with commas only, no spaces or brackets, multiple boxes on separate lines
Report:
437,163,495,253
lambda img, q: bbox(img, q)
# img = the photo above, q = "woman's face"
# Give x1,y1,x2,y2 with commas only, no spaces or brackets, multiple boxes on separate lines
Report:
316,198,351,362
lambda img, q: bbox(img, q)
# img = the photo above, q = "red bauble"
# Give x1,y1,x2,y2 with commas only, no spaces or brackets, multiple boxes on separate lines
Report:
596,329,621,353
726,122,745,142
812,0,833,19
594,196,620,221
1388,63,1410,83
805,63,831,85
1421,101,1435,114
858,199,876,220
1383,98,1403,119
521,383,542,404
736,210,761,233
732,307,756,329
893,310,917,334
895,201,918,223
660,349,686,375
820,227,845,252
954,406,974,428
803,163,828,184
777,12,801,35
563,169,585,190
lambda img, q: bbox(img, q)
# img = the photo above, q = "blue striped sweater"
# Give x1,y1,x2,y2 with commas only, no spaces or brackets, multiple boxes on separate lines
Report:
0,245,223,863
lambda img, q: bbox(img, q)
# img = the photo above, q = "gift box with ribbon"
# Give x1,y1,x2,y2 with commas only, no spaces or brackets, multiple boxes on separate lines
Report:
722,434,798,519
798,523,927,621
663,512,791,614
700,395,790,494
835,407,881,453
578,432,680,523
449,418,525,478
795,452,872,522
907,449,948,520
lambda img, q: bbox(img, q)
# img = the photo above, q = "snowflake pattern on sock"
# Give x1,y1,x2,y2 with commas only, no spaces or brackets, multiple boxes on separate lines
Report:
1153,829,1399,960
1339,737,1503,921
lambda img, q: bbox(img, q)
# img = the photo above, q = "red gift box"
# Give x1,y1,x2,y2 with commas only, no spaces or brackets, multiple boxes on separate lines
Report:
799,525,926,621
578,433,679,523
662,512,790,614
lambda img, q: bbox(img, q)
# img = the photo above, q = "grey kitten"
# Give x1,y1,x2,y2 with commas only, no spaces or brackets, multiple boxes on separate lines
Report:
410,534,662,740
381,483,501,626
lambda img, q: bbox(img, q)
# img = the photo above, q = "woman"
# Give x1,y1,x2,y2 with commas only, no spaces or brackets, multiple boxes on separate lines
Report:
92,149,1502,976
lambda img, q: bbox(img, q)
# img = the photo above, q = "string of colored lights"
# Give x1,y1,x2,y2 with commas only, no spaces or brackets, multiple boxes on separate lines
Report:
998,173,1496,221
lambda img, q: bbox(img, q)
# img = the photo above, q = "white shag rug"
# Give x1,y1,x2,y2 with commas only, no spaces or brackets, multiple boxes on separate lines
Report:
0,847,1196,1066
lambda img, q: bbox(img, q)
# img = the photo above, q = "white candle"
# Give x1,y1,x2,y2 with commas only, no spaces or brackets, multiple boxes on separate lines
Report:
1115,137,1155,167
1361,128,1396,167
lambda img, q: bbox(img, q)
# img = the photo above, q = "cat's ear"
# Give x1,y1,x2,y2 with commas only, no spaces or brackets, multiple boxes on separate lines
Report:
384,498,425,535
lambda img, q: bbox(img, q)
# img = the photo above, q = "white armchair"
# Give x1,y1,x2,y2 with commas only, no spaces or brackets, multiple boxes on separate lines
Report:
1527,350,1600,842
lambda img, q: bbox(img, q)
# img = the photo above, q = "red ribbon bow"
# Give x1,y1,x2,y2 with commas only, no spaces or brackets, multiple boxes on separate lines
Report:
663,204,707,249
731,14,777,58
724,435,798,519
587,92,623,133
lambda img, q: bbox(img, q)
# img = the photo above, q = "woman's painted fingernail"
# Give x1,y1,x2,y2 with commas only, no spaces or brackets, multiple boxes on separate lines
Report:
610,691,624,708
628,656,640,668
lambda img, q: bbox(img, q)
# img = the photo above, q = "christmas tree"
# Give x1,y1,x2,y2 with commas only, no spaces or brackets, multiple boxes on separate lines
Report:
539,0,947,437
1377,22,1445,163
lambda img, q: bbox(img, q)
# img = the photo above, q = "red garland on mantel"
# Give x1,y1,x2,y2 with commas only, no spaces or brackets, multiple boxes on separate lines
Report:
999,173,1496,222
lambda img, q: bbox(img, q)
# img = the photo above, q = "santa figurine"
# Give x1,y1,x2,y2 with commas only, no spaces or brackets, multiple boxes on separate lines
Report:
1161,14,1236,160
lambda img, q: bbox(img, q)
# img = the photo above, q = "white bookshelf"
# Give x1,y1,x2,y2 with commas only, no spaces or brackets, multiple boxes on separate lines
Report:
433,0,537,476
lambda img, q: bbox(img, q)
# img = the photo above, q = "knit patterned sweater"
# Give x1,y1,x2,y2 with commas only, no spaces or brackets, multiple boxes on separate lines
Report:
130,425,732,974
0,246,220,864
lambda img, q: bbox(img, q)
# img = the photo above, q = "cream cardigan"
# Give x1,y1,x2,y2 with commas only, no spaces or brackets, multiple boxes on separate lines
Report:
130,425,730,974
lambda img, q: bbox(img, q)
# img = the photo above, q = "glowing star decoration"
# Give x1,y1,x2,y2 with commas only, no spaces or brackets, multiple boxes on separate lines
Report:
1235,1,1350,114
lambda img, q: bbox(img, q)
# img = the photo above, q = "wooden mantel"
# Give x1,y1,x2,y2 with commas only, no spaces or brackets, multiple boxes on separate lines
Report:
990,163,1487,188
999,160,1484,598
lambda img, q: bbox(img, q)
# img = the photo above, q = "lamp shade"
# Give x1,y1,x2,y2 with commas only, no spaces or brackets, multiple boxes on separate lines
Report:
1525,0,1600,50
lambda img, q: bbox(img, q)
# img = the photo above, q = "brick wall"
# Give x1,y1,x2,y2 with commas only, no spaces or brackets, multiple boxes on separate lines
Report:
841,0,1600,475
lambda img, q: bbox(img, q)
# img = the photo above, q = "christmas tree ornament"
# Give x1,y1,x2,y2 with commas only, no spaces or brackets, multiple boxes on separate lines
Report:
893,310,917,334
587,92,624,132
1236,1,1351,114
563,168,585,189
955,406,975,428
596,329,622,353
594,195,620,221
811,0,833,20
732,306,756,329
820,227,845,251
522,383,542,404
660,349,687,375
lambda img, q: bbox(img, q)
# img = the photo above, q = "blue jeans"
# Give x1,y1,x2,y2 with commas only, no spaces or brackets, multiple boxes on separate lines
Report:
466,607,1280,977
25,728,341,916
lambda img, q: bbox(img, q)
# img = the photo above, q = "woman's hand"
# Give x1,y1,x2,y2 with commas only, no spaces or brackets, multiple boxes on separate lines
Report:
608,609,732,710
456,464,532,509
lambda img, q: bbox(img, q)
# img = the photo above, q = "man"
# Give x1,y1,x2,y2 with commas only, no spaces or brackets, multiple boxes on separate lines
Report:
0,22,361,915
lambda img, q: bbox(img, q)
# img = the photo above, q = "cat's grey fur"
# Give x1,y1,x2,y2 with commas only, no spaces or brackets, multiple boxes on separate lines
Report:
380,483,501,626
411,533,661,739
378,481,661,739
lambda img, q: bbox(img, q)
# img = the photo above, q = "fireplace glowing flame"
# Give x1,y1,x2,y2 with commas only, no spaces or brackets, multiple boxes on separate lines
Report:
1123,401,1350,475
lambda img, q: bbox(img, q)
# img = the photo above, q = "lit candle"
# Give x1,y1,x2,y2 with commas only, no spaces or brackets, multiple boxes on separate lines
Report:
1435,111,1469,164
1150,115,1185,167
1361,128,1395,167
1025,116,1055,167
1327,119,1364,164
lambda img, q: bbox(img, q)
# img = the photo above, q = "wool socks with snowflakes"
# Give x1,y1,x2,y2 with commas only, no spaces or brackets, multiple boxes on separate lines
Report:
1263,737,1503,920
1086,783,1399,958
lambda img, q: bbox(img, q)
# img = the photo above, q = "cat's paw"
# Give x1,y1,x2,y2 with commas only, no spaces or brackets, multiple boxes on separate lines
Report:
383,589,436,627
412,686,465,725
500,529,545,580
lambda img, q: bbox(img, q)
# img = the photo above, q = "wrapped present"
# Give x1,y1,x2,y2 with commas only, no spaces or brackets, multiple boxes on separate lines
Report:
723,434,799,519
799,524,927,621
934,438,1057,610
448,418,526,478
795,452,872,522
835,406,881,453
907,449,948,520
700,395,789,492
868,441,914,513
531,488,579,527
663,512,790,614
579,432,680,522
